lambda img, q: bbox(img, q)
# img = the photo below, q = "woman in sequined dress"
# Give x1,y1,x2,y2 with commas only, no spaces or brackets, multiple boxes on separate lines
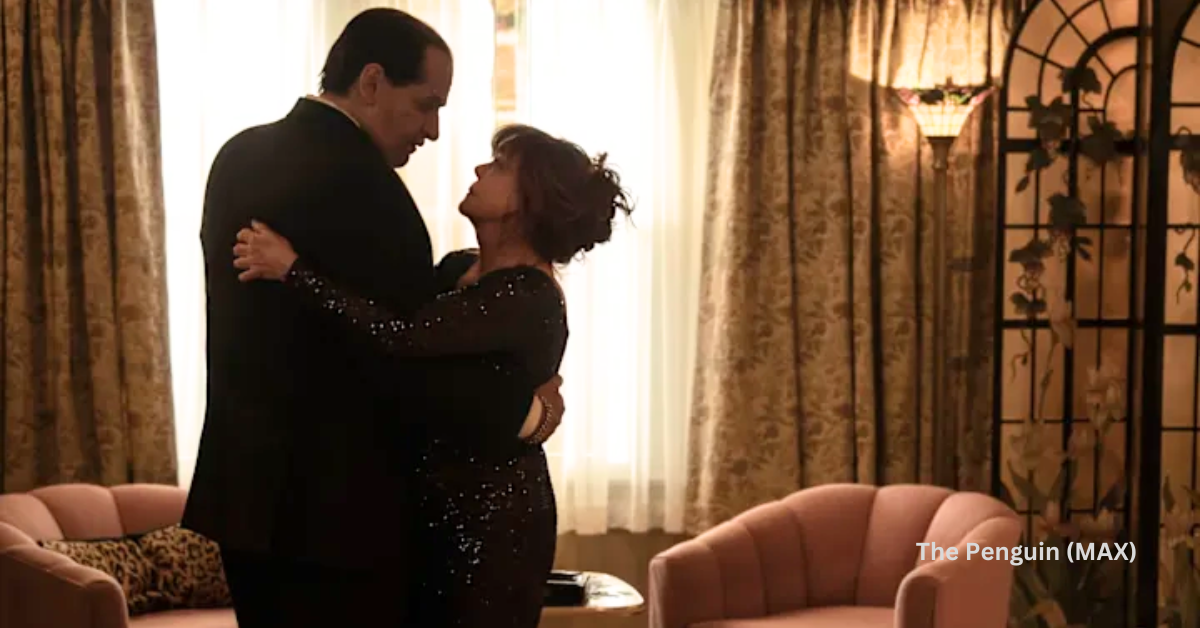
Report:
231,124,632,627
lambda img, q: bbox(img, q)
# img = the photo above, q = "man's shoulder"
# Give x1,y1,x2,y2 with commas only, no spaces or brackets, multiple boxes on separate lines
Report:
209,117,366,188
207,121,284,176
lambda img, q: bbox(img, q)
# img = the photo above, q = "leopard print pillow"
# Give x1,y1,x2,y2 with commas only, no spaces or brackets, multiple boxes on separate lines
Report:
38,538,166,616
137,525,232,609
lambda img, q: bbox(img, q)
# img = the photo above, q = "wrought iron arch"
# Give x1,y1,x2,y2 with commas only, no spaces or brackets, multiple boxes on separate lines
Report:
1146,0,1200,624
994,0,1147,625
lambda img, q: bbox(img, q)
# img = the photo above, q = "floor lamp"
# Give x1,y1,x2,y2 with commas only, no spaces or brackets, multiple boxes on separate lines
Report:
895,82,994,488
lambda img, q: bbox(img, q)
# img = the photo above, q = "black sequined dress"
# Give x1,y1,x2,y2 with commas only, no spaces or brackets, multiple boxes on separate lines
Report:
282,249,564,627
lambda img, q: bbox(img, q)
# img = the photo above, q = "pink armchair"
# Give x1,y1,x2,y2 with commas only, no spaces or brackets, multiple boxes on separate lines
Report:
649,484,1021,628
0,483,235,628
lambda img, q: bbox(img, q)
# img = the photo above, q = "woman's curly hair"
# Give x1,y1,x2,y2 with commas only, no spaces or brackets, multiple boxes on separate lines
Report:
491,125,633,265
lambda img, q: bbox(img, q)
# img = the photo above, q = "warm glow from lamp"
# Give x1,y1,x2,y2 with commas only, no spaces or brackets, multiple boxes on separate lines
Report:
902,100,977,138
895,83,994,140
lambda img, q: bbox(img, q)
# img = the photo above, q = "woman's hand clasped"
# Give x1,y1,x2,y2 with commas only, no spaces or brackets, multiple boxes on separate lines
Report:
232,220,298,282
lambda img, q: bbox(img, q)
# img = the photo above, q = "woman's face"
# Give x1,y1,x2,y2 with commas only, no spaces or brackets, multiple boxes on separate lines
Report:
459,154,519,223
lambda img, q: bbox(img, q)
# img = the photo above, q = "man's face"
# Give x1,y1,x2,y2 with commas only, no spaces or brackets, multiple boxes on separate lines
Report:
356,47,453,168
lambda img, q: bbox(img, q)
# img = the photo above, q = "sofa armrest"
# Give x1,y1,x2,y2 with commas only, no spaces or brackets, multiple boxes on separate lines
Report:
649,537,725,628
650,502,810,628
0,544,128,628
895,517,1022,628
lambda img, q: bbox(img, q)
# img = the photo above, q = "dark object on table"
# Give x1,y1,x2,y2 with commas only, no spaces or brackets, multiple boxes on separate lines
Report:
544,570,589,606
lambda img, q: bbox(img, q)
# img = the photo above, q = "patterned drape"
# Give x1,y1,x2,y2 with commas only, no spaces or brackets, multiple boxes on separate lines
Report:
1,0,176,492
685,0,1012,533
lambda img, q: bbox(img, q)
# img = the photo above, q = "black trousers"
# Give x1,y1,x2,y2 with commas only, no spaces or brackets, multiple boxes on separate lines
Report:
220,547,409,627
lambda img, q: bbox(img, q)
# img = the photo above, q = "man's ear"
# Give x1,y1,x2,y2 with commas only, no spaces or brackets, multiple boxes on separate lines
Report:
355,63,386,105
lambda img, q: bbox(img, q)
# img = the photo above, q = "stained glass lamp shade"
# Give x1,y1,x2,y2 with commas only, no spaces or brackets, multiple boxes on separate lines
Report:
895,84,995,139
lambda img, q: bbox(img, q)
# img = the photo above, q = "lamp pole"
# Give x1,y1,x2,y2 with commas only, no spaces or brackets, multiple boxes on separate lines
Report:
929,135,955,488
895,82,993,488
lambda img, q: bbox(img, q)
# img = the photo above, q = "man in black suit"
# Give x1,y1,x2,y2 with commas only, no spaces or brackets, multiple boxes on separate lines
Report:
181,9,563,627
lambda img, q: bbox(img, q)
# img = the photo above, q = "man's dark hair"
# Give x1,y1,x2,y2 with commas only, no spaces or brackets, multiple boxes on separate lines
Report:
320,8,451,94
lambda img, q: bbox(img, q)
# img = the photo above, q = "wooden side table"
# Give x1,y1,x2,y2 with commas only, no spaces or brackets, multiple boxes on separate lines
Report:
541,572,646,618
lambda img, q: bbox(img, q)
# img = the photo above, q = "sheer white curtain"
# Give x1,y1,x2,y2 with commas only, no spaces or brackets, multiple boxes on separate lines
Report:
156,0,494,488
517,0,717,534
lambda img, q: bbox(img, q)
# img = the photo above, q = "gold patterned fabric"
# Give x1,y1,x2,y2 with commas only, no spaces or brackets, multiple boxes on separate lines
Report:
139,525,232,609
39,525,232,614
1,0,176,491
685,0,1014,534
39,536,167,615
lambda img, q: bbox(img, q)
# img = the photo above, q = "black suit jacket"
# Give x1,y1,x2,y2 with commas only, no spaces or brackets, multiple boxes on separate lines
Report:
181,99,534,569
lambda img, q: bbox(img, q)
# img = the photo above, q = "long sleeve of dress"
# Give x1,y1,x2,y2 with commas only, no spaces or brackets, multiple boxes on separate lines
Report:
282,256,561,357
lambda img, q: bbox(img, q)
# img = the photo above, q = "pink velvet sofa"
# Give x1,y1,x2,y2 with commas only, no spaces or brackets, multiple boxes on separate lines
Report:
0,483,235,628
649,484,1021,628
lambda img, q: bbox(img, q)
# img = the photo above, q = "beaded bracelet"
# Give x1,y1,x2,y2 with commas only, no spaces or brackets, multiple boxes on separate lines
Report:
525,395,557,444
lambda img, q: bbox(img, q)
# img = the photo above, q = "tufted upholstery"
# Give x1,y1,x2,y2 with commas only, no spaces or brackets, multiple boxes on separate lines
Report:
648,484,1021,628
0,483,235,628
